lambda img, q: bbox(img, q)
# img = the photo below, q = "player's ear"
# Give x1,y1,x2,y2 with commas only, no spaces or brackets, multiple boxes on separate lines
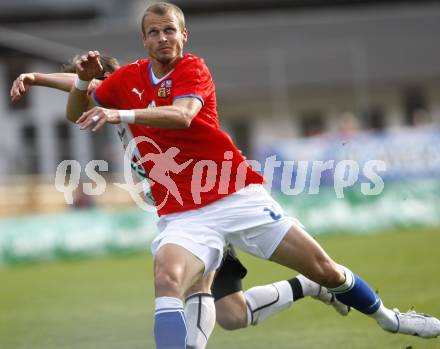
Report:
182,27,188,44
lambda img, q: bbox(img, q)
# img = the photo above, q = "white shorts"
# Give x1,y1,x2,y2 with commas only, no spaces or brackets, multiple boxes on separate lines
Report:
150,184,299,274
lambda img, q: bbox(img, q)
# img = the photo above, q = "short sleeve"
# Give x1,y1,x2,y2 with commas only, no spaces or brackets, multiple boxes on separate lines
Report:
172,58,213,106
93,65,128,109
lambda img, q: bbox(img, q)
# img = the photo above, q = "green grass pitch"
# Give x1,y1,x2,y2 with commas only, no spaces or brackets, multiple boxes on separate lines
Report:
1,228,439,349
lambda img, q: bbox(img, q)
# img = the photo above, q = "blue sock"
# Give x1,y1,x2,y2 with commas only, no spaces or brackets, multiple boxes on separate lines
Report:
330,266,381,315
154,297,187,349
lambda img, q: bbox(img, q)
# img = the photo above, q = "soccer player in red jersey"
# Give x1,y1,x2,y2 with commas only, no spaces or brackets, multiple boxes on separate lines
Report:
66,2,440,348
11,56,350,348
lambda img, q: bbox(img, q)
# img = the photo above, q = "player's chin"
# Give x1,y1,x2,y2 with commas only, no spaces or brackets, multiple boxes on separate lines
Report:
156,53,175,64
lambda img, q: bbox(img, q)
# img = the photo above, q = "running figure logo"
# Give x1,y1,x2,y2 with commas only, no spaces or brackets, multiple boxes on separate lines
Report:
117,135,193,211
136,147,192,205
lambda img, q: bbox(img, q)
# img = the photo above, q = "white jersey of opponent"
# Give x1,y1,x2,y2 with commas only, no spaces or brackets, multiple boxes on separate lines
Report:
115,123,155,205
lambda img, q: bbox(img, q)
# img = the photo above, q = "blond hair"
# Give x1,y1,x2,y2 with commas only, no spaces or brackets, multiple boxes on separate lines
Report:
141,2,186,35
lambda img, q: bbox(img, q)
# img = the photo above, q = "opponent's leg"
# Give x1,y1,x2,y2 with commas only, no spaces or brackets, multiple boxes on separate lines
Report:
297,274,350,315
213,245,348,329
244,275,349,326
215,276,348,329
215,291,247,330
154,243,205,349
184,273,216,349
211,246,248,330
244,278,298,326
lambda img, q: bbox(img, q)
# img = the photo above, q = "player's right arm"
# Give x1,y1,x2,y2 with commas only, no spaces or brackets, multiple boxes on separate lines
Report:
66,51,103,123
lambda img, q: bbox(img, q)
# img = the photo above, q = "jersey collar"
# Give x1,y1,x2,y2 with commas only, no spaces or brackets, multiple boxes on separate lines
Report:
149,64,174,87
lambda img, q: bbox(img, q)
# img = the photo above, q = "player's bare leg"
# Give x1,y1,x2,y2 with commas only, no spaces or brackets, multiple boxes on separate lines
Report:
270,224,440,338
184,272,216,349
215,291,248,330
154,244,205,349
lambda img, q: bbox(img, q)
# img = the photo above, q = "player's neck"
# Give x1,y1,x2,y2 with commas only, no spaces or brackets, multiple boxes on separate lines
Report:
151,56,182,78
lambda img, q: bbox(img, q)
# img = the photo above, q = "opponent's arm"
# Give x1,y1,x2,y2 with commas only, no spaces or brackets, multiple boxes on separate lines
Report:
66,51,102,123
10,72,78,103
76,97,202,132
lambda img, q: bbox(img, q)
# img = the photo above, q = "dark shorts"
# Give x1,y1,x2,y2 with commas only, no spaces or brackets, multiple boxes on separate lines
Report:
211,245,248,301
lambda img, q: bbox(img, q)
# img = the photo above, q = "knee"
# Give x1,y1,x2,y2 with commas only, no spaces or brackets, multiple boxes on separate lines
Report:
216,311,247,331
154,264,184,297
215,296,248,331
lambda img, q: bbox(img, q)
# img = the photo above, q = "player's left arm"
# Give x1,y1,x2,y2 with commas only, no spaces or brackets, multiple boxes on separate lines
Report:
76,97,202,132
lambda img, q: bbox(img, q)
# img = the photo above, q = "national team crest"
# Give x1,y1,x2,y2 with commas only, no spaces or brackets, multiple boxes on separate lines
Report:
158,80,172,98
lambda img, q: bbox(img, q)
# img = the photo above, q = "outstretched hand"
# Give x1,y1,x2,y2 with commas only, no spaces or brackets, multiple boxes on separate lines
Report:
76,51,103,81
10,73,36,103
76,106,121,132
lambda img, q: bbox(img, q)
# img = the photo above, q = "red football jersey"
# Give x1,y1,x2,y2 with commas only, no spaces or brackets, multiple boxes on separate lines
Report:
94,53,264,215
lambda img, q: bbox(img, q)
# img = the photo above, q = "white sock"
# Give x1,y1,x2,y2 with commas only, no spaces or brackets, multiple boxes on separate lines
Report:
296,274,321,297
184,293,216,349
244,280,294,326
370,303,399,332
330,265,355,293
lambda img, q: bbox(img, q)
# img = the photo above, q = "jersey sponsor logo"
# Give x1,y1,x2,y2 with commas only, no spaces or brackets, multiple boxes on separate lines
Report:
263,207,282,221
158,80,172,98
131,87,144,100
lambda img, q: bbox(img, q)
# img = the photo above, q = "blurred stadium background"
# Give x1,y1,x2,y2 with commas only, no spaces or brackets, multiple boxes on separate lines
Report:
0,0,439,348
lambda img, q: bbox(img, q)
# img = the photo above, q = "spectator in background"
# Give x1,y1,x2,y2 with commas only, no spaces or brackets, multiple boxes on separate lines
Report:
338,112,360,136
